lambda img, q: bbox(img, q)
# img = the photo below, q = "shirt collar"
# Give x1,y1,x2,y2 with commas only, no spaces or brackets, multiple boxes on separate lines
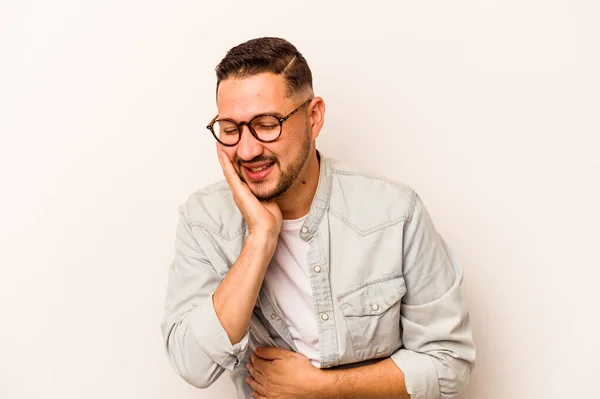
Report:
299,150,332,241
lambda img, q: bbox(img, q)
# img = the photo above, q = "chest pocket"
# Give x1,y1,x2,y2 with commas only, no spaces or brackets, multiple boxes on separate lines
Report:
337,275,406,361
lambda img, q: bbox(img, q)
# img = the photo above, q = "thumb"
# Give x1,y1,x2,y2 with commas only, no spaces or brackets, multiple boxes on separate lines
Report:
262,200,282,221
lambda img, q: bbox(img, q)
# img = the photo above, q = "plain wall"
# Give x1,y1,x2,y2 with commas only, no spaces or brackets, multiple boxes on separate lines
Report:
1,1,599,398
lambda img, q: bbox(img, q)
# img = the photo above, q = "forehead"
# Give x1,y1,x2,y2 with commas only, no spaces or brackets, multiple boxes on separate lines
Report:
216,73,290,120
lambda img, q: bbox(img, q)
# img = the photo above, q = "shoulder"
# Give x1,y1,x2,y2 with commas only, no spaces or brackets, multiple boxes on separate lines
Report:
329,159,416,202
326,158,418,234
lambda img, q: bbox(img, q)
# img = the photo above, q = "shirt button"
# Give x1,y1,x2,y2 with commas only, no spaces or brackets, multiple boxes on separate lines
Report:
314,266,322,273
321,313,329,321
270,314,276,319
372,304,380,311
301,227,308,234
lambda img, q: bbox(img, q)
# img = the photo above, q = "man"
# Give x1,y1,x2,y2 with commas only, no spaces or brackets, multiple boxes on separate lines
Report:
161,37,475,399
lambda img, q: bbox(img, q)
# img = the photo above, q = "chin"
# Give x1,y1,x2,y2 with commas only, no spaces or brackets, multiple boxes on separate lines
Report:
248,182,278,201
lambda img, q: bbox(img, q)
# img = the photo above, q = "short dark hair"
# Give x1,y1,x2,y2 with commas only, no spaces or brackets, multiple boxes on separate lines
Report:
215,37,313,98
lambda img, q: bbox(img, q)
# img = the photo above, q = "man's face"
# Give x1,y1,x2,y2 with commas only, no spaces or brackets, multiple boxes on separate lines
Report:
216,73,312,200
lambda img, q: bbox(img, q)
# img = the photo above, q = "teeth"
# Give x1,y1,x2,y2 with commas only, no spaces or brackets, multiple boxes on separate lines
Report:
250,165,270,172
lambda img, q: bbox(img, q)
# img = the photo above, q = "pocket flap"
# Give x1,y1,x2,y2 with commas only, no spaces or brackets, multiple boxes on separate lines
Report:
338,276,406,317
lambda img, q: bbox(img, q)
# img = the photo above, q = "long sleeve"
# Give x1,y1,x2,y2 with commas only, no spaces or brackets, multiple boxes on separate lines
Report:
230,341,254,398
390,194,476,399
160,206,250,389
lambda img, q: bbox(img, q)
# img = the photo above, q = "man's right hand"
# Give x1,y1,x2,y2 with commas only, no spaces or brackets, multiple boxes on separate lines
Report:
216,144,283,241
213,145,283,345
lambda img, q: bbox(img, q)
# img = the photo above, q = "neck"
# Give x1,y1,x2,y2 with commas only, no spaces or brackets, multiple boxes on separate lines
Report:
276,151,320,220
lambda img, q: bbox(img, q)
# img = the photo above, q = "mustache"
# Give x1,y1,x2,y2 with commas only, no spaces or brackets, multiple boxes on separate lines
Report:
235,155,279,168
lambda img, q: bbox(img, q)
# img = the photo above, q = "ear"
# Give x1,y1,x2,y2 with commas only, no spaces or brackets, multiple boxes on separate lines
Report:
308,97,325,141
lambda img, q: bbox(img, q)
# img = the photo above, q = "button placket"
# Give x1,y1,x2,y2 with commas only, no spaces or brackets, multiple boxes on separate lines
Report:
305,218,339,367
258,290,295,350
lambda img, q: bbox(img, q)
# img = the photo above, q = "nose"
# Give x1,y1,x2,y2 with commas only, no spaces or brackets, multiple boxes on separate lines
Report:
236,124,264,161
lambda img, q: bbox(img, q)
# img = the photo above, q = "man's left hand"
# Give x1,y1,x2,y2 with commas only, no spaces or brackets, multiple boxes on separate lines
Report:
246,347,324,399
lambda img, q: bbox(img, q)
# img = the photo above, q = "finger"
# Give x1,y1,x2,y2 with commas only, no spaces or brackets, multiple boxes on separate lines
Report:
215,144,256,209
216,144,235,180
252,393,268,399
216,144,246,191
254,346,286,360
251,353,266,372
247,362,266,384
246,376,268,396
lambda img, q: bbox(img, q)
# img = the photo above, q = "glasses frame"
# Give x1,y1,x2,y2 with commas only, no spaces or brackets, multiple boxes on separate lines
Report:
206,98,313,147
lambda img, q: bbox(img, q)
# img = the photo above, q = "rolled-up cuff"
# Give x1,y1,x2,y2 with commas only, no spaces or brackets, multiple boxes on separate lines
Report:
391,349,440,399
189,291,250,372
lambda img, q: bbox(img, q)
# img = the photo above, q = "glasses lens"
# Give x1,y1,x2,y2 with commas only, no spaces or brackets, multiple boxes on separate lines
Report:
250,116,281,142
213,120,239,145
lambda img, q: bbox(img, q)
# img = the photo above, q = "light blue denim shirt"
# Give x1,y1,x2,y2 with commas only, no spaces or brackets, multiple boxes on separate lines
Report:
161,153,476,399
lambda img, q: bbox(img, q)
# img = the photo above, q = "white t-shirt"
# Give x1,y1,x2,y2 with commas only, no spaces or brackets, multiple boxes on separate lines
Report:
263,216,320,367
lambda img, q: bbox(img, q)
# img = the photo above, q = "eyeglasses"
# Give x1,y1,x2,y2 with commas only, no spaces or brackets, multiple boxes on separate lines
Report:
206,98,312,147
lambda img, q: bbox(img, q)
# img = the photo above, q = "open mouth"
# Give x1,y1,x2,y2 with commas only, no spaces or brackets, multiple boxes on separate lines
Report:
241,162,275,181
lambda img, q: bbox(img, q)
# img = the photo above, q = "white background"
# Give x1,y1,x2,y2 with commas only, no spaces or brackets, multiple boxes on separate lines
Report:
1,1,599,398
